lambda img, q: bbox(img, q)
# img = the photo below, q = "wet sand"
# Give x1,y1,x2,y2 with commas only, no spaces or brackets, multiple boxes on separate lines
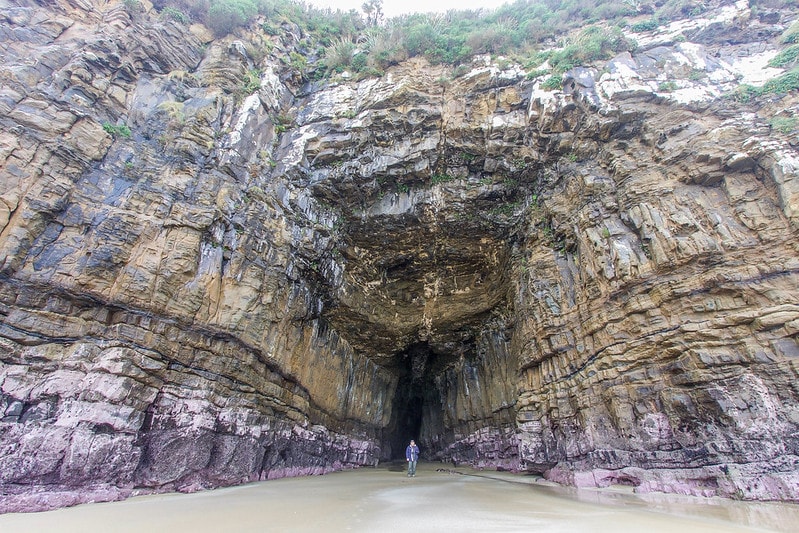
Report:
1,462,798,532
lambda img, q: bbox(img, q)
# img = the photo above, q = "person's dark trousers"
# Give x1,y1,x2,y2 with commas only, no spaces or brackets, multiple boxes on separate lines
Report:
408,460,417,476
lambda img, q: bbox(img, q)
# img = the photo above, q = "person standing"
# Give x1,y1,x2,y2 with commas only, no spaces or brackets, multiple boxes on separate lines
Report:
405,439,419,477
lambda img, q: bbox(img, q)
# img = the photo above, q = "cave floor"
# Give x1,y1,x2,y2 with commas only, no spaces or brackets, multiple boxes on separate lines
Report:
1,463,797,532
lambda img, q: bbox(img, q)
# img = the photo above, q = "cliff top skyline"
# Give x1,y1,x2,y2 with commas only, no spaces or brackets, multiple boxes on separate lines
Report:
306,0,511,18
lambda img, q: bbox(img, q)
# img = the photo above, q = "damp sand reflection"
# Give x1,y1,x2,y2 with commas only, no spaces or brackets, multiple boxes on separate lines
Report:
1,462,797,532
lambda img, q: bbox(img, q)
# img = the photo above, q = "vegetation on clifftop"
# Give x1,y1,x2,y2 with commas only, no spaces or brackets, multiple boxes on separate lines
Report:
133,0,799,95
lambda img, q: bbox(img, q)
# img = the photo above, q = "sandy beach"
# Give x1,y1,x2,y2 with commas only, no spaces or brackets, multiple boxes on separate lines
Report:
1,463,797,532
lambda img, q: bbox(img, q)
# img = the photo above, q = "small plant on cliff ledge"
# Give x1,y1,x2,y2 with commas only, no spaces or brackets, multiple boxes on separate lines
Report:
768,44,799,69
289,51,308,77
102,122,131,138
336,109,357,119
160,6,189,24
781,21,799,44
157,101,185,127
540,74,563,91
658,80,679,92
733,67,799,101
491,200,521,216
272,115,292,134
430,173,457,185
769,116,798,134
688,68,706,81
764,68,799,94
518,255,529,274
630,18,659,33
242,69,261,94
452,64,470,78
526,68,549,80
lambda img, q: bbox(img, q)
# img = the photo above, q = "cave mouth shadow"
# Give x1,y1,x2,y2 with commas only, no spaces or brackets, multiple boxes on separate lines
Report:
381,342,448,461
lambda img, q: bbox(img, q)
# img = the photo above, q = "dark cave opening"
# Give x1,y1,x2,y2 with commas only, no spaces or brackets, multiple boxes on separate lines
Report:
385,375,423,461
381,342,447,461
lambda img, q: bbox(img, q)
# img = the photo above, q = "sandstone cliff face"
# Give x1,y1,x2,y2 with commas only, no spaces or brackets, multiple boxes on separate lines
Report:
1,0,798,511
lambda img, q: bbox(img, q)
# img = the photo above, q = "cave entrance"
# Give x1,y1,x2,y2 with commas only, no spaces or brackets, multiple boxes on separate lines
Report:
382,342,447,461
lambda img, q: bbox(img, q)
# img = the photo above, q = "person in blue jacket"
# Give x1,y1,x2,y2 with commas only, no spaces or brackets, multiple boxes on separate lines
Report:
405,439,420,477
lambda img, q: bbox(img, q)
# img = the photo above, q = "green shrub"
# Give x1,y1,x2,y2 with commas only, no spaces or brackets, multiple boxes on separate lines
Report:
688,68,706,81
152,0,210,23
289,51,308,74
768,44,799,68
102,122,131,138
732,84,759,102
207,0,257,36
658,80,678,92
733,67,799,101
262,19,281,35
769,116,798,133
526,68,549,80
161,6,189,23
656,0,705,22
524,50,552,70
395,14,475,65
430,173,457,185
541,74,563,91
630,19,659,33
356,66,385,79
452,64,471,78
351,52,368,72
402,18,439,57
548,25,635,74
242,69,261,93
760,66,799,94
323,37,356,72
466,21,514,55
782,22,799,44
357,26,402,72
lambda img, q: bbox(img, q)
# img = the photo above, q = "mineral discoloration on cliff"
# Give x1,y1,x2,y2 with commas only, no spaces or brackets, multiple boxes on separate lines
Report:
1,0,798,511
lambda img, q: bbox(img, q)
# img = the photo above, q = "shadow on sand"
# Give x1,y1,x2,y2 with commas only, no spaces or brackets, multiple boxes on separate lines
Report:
384,460,407,472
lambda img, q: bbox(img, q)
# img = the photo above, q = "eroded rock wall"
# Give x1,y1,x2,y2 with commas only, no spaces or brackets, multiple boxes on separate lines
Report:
0,0,389,512
515,90,799,500
1,0,799,511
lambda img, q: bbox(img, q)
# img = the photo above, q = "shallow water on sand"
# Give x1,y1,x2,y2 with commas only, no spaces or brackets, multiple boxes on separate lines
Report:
2,463,798,532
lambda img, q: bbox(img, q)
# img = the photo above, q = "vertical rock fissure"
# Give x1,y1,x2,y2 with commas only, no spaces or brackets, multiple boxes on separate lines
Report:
383,343,426,460
382,342,454,461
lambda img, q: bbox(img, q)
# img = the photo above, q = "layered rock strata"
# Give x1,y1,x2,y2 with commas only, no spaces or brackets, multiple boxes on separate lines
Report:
1,0,798,511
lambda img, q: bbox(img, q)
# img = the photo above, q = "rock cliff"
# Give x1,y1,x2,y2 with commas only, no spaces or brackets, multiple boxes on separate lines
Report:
1,0,798,511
